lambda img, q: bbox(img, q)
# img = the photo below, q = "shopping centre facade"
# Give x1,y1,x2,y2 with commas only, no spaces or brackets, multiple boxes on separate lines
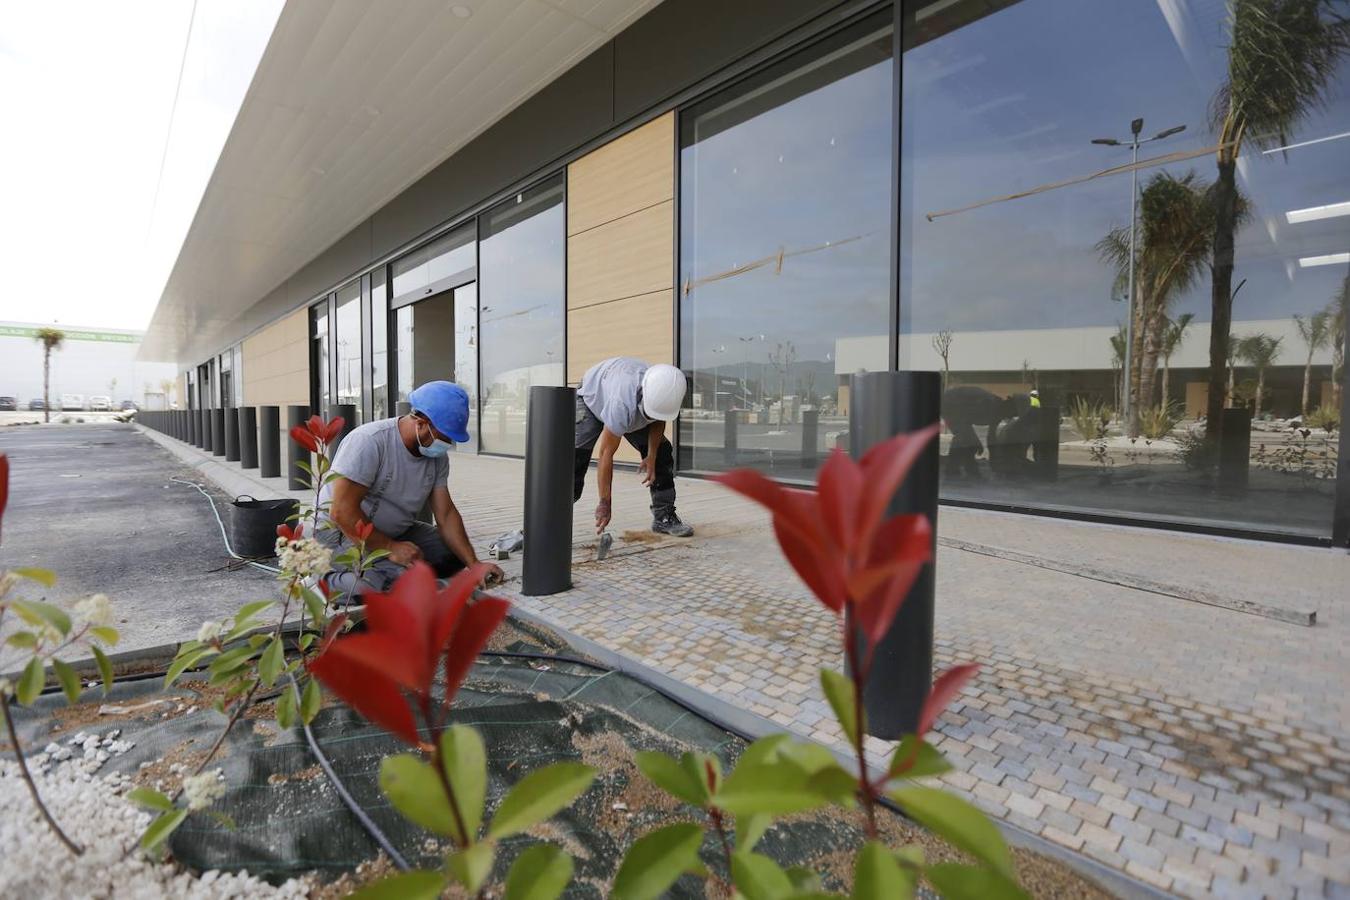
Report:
141,0,1349,544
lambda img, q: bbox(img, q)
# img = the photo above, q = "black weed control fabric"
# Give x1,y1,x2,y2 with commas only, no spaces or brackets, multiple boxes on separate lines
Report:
11,649,906,897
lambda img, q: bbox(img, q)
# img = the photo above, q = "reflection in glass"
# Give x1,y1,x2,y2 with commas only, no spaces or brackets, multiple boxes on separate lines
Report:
371,268,389,420
311,302,329,412
479,176,565,456
900,0,1347,538
335,280,362,422
393,284,479,451
391,225,475,302
678,15,893,477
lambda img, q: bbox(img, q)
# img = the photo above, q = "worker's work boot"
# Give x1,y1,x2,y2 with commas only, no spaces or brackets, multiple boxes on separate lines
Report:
652,511,694,537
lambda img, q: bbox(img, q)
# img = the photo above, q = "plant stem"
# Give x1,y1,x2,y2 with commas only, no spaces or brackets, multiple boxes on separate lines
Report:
421,699,472,848
1,692,84,855
710,807,735,877
842,608,878,840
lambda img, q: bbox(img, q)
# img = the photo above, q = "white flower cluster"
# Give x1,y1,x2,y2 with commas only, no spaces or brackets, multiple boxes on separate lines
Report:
182,769,227,812
196,620,229,644
74,593,113,627
275,536,332,577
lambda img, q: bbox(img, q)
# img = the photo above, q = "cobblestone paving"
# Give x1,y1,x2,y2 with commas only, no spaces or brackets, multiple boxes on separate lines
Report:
497,530,1350,899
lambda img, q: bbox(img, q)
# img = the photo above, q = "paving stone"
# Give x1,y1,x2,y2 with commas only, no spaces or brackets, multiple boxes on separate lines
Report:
1126,787,1168,813
1108,813,1152,844
1137,807,1182,837
1070,799,1111,828
1124,861,1174,892
1118,837,1165,869
1180,823,1226,854
1078,821,1123,853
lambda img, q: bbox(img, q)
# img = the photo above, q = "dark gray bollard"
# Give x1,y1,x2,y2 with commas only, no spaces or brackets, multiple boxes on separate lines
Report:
801,408,819,469
239,407,259,469
211,409,226,457
193,409,203,449
259,406,281,478
523,386,576,596
287,405,311,490
1219,408,1252,494
224,407,241,461
202,409,214,452
724,409,739,467
326,403,357,456
847,370,941,739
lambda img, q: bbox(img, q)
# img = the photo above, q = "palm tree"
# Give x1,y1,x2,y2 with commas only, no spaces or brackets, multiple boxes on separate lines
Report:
1237,333,1283,417
1204,0,1350,440
1109,325,1127,414
33,327,65,423
1293,310,1332,414
1098,171,1215,432
1159,312,1195,407
1225,333,1241,407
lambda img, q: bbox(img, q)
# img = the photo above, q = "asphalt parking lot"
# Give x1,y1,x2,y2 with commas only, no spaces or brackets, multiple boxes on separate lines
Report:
0,422,278,657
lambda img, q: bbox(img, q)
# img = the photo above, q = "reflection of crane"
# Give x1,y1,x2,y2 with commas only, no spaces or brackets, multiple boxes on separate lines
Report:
480,303,548,325
682,232,876,296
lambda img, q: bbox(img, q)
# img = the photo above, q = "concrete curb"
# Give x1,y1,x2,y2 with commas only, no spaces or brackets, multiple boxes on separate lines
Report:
136,423,299,502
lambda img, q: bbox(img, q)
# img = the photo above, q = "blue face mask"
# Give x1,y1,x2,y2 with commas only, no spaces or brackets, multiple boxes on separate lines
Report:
417,421,454,458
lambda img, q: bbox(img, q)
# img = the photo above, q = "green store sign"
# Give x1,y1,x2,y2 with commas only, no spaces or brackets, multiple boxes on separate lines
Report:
0,325,139,344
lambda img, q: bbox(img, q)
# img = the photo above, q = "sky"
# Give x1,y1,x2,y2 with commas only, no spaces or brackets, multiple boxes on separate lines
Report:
0,0,282,332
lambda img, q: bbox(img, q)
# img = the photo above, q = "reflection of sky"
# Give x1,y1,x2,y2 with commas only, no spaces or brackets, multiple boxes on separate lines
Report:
480,198,566,392
680,35,892,371
900,0,1350,337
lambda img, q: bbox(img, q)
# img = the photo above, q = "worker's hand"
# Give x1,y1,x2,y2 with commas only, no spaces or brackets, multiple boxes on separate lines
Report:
638,454,656,487
387,540,423,566
480,563,506,588
595,499,612,534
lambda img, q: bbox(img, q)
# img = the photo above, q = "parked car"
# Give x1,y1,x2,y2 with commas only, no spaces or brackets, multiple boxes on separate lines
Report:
0,396,16,411
27,399,44,411
60,394,84,411
89,395,112,411
120,400,137,411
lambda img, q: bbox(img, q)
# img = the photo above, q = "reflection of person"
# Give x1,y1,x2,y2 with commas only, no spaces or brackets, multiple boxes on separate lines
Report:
942,386,1011,479
573,357,693,537
319,381,504,595
989,393,1040,478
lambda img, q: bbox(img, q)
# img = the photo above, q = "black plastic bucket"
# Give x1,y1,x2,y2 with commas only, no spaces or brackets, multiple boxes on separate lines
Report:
230,495,300,559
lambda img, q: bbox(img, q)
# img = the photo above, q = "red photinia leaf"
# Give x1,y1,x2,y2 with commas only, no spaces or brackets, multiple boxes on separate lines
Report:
918,663,979,736
430,564,490,655
853,514,932,651
317,577,332,600
854,425,939,558
306,415,325,437
322,417,345,445
0,454,8,543
360,563,439,691
315,611,348,657
817,449,862,557
277,522,303,542
773,516,847,612
309,643,420,744
355,520,374,542
441,597,510,703
290,425,319,453
320,631,425,698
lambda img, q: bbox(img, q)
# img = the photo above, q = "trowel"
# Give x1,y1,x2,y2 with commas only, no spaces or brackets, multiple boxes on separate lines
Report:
596,531,613,561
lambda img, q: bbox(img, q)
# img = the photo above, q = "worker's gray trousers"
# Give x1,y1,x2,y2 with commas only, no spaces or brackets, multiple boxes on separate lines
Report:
323,521,465,598
572,396,676,517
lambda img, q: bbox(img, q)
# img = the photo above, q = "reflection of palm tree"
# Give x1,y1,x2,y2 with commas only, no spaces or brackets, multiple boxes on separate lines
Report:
1327,277,1348,408
1225,333,1240,406
1159,313,1194,407
1293,310,1331,414
1237,333,1282,417
1110,325,1127,413
34,327,64,423
1204,0,1350,440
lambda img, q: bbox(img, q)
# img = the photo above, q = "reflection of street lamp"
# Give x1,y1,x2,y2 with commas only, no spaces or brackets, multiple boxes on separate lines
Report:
738,334,764,408
710,344,727,410
1092,118,1186,428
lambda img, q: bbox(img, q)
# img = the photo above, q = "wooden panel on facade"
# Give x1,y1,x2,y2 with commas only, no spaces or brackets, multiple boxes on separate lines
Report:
568,291,673,385
567,112,674,237
241,308,310,408
567,200,673,310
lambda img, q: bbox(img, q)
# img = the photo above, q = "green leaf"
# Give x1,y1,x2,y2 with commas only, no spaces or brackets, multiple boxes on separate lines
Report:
380,754,455,836
489,762,596,839
16,657,44,705
127,787,175,811
257,636,284,687
11,599,71,637
888,786,1013,877
346,871,446,900
611,822,705,900
636,751,709,806
301,587,326,622
298,632,316,650
786,866,823,892
206,643,257,674
300,678,322,724
853,841,913,900
231,599,275,628
139,808,188,852
441,725,487,843
504,844,574,900
90,625,120,645
51,658,81,704
820,669,858,746
684,751,721,798
924,863,1027,900
731,851,794,900
5,631,37,648
715,749,828,818
275,685,297,730
446,842,495,894
806,764,859,805
12,567,57,587
92,645,114,695
165,647,216,686
737,813,771,852
888,736,953,781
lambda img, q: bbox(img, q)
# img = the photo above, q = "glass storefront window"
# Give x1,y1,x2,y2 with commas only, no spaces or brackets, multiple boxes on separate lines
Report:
311,301,330,413
900,0,1347,539
218,350,233,408
678,15,894,476
334,280,362,422
393,283,479,451
479,176,565,456
371,268,389,420
391,226,475,303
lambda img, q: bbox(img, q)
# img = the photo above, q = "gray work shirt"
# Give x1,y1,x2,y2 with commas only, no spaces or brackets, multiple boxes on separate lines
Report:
316,418,448,546
579,357,651,437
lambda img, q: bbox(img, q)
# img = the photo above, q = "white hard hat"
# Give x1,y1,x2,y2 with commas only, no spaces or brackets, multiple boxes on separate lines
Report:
641,364,687,421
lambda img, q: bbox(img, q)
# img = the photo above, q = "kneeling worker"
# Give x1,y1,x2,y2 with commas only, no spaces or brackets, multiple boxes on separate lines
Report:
318,381,504,595
574,357,693,537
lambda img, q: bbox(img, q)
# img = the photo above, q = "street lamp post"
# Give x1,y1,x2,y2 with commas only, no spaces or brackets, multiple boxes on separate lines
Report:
1092,119,1185,430
738,334,764,409
710,344,727,411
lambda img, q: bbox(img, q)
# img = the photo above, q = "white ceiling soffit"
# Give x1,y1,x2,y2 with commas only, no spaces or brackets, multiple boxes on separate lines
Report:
140,0,661,363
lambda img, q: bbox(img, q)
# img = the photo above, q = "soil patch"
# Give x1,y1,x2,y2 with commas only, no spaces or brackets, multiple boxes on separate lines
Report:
131,743,212,792
48,692,196,736
620,530,664,545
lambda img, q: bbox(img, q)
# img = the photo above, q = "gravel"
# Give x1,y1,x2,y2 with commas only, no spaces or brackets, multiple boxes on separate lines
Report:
1,731,311,899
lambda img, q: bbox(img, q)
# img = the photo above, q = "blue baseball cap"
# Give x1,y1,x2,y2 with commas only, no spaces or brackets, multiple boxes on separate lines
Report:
409,381,471,443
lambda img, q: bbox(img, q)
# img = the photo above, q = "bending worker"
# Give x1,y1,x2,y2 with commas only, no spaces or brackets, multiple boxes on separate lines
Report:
574,357,694,537
318,381,504,595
